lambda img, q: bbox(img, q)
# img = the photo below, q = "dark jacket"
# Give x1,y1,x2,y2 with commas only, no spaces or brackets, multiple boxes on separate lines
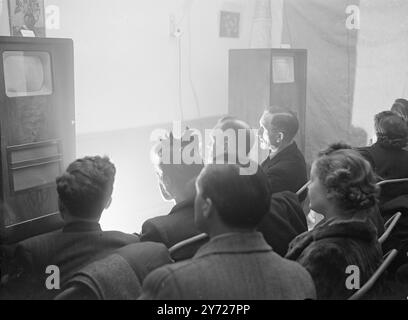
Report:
15,222,139,279
140,232,316,300
142,193,308,259
140,199,206,261
258,191,308,256
63,242,173,300
261,142,308,201
8,221,140,299
286,214,383,300
357,143,408,202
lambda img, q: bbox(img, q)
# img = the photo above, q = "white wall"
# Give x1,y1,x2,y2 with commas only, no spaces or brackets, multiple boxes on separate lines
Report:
352,0,408,142
40,0,256,134
1,0,256,134
5,0,408,141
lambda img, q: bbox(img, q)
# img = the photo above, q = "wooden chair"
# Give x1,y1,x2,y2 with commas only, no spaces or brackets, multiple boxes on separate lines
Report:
296,181,311,197
169,233,209,258
377,178,408,187
348,249,399,300
376,178,408,204
379,212,402,245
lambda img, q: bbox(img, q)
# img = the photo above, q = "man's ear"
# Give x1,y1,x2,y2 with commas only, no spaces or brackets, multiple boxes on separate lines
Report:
277,132,284,144
160,175,174,201
202,198,213,220
105,196,112,209
162,175,172,189
58,198,66,213
58,199,67,220
326,190,335,201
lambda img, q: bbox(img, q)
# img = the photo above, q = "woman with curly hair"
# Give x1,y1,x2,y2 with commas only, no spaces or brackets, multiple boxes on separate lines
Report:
285,146,383,300
357,111,408,202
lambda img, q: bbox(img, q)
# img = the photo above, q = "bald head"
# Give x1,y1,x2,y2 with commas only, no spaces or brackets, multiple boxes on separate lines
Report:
211,117,255,157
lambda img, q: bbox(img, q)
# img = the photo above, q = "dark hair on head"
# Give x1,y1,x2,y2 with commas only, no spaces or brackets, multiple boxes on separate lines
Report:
56,156,116,220
265,106,299,142
375,111,408,149
318,142,352,157
197,158,271,229
392,99,408,121
314,149,379,211
152,130,204,188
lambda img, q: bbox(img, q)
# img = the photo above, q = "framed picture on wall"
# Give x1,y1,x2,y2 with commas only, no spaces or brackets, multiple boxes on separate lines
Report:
220,11,240,38
8,0,46,37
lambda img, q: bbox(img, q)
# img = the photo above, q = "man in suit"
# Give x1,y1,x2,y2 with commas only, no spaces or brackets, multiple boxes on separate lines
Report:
259,191,308,256
9,156,168,299
141,131,205,260
141,118,256,260
210,117,308,256
357,111,408,203
140,159,316,300
259,107,308,201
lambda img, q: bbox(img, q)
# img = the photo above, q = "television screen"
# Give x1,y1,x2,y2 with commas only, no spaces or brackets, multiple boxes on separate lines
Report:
3,51,53,97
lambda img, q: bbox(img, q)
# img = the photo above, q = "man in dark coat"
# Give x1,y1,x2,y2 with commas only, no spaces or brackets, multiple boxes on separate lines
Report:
259,191,308,256
259,107,308,201
5,157,169,300
357,111,408,203
140,160,316,300
140,131,204,260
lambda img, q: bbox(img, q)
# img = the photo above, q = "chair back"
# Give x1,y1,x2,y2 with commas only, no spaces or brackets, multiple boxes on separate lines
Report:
377,178,408,203
169,233,209,259
296,181,311,197
377,178,408,187
348,249,399,300
379,212,402,245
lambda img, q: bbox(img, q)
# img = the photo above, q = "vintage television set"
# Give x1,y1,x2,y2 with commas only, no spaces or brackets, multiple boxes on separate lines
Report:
0,37,76,244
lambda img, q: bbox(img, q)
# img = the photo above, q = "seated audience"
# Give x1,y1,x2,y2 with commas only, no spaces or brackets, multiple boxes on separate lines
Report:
357,111,408,203
140,158,316,300
286,147,384,300
210,117,308,256
259,107,308,201
141,131,205,260
10,156,153,299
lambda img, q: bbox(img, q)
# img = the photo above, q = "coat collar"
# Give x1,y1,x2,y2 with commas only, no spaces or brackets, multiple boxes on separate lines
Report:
63,221,102,233
286,214,378,259
313,216,378,242
265,142,299,166
169,198,195,215
194,232,272,259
